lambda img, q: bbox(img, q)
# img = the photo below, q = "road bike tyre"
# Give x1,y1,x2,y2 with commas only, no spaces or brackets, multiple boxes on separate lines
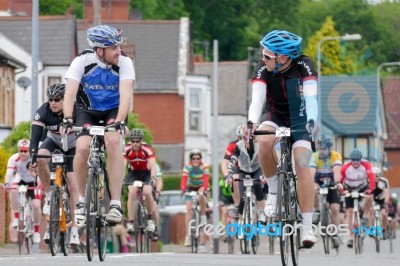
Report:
98,169,111,261
268,216,275,255
49,186,61,256
290,192,300,266
388,219,393,253
226,219,235,254
240,200,251,254
17,205,25,255
135,202,144,253
191,208,199,253
374,216,380,253
85,167,97,261
320,201,330,254
25,200,34,255
250,197,259,254
277,173,289,266
60,185,71,256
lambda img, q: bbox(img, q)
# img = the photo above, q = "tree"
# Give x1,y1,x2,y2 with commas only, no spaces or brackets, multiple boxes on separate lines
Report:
39,0,83,18
0,122,31,153
304,16,361,75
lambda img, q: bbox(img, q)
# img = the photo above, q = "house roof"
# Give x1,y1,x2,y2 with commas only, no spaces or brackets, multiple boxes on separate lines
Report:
321,76,378,135
0,16,76,66
0,47,26,68
194,61,248,116
76,20,182,91
383,77,400,149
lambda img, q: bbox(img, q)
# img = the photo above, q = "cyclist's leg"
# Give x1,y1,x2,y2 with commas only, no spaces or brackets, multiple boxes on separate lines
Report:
8,180,19,228
363,195,372,227
126,178,138,233
292,140,315,246
184,194,193,246
142,179,156,231
328,190,341,247
36,142,53,214
252,169,266,223
381,205,388,238
345,196,354,247
28,182,42,244
103,109,125,223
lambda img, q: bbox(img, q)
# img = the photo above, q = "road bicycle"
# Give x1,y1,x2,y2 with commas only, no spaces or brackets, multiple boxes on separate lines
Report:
318,181,339,254
185,191,201,253
238,174,260,255
372,202,382,253
254,120,316,266
5,184,37,255
132,180,153,253
34,151,72,256
267,216,275,255
70,124,122,261
342,191,366,255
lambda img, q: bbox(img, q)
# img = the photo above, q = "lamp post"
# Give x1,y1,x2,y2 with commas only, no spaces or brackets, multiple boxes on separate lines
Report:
317,33,362,128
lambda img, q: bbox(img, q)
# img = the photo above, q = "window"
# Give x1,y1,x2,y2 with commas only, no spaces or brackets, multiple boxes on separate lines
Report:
343,136,369,160
188,88,202,132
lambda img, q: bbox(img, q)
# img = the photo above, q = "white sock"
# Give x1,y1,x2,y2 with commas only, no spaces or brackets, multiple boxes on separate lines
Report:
302,213,313,225
266,175,278,194
110,200,121,208
79,196,85,203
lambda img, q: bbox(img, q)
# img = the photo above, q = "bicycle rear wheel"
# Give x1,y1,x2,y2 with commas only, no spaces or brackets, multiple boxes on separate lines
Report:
251,197,259,254
135,202,144,253
191,208,199,253
374,216,380,253
240,200,251,254
268,217,275,255
388,219,393,253
289,178,300,266
277,173,289,266
98,169,111,261
49,186,61,256
86,167,97,261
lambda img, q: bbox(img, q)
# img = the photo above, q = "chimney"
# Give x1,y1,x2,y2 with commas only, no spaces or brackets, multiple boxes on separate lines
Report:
84,0,130,22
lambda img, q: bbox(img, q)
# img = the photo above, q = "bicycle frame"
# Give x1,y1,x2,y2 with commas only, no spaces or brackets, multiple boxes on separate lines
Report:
186,191,200,253
343,191,365,255
132,180,151,253
373,203,382,253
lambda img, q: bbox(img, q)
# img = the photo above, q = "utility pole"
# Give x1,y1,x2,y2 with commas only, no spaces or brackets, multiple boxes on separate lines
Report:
31,0,39,118
93,0,101,25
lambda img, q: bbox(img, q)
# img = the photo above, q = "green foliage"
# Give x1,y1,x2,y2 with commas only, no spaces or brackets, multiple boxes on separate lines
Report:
162,175,181,191
126,113,153,144
130,0,188,19
39,0,83,18
0,121,31,153
0,148,13,183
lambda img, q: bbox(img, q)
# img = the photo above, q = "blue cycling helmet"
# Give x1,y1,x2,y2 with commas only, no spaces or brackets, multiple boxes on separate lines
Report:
260,30,302,59
87,25,123,48
349,149,363,161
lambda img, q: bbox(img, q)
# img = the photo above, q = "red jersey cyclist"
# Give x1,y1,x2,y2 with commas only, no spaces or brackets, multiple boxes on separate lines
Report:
124,128,157,234
340,148,375,248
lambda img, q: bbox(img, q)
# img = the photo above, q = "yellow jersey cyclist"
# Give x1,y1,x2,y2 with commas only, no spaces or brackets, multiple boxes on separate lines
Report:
310,135,343,248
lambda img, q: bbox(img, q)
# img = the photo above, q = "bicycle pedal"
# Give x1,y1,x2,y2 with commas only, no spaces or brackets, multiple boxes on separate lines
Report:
300,243,315,249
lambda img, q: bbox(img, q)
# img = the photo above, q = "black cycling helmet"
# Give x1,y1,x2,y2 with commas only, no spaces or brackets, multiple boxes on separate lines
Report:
47,83,65,99
349,149,362,161
317,135,332,149
128,128,144,139
189,148,202,159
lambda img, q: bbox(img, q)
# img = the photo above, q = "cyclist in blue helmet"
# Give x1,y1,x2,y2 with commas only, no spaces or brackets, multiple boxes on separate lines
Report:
245,29,319,248
63,24,135,227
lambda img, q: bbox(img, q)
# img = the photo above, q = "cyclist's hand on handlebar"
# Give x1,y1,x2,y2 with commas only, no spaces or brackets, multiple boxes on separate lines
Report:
306,119,320,138
180,190,185,197
114,121,126,134
61,117,73,134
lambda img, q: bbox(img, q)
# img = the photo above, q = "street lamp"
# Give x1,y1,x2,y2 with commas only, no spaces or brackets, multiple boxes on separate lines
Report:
317,33,362,128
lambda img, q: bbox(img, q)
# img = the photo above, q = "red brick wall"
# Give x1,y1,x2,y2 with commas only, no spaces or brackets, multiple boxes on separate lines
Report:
386,150,400,188
1,0,32,16
84,0,130,21
133,93,184,144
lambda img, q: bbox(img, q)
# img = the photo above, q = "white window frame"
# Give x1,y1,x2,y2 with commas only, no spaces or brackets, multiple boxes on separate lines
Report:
188,87,202,133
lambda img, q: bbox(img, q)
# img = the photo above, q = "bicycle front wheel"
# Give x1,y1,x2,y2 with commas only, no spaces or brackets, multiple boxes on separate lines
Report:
277,173,289,266
60,185,71,256
86,167,97,261
374,216,380,253
320,200,330,254
49,186,61,256
98,169,111,261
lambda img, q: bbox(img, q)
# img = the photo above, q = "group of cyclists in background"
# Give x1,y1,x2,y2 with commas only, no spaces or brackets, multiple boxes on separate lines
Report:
2,25,399,259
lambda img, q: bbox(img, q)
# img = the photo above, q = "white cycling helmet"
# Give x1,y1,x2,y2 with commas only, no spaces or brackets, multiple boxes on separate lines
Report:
391,193,397,199
372,167,381,175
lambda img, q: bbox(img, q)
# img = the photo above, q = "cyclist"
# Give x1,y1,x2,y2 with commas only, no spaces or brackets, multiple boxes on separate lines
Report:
4,139,42,244
368,167,390,239
181,149,209,248
124,128,157,234
340,148,375,248
310,135,342,248
245,30,319,247
221,125,243,221
29,83,80,246
387,193,398,238
63,25,135,227
227,128,267,226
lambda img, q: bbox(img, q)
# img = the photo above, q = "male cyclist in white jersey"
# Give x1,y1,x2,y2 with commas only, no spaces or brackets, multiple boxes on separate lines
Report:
63,25,135,227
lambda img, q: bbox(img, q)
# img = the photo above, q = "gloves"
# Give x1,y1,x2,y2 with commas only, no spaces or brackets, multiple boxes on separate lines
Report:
114,121,125,132
62,117,73,133
306,119,320,138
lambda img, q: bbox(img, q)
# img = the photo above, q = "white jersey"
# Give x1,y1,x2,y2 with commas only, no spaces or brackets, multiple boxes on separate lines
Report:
5,153,36,184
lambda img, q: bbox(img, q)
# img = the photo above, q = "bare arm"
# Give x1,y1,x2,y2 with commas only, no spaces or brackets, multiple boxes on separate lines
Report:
116,79,133,122
63,79,80,118
333,165,342,184
221,159,230,177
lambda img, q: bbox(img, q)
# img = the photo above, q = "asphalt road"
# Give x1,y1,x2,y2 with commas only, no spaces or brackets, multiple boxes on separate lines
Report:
0,234,399,266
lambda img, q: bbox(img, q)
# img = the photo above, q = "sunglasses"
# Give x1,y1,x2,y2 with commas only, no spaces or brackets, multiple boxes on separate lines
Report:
263,53,277,61
19,150,28,153
351,159,361,162
49,98,62,103
131,140,141,143
191,157,201,161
